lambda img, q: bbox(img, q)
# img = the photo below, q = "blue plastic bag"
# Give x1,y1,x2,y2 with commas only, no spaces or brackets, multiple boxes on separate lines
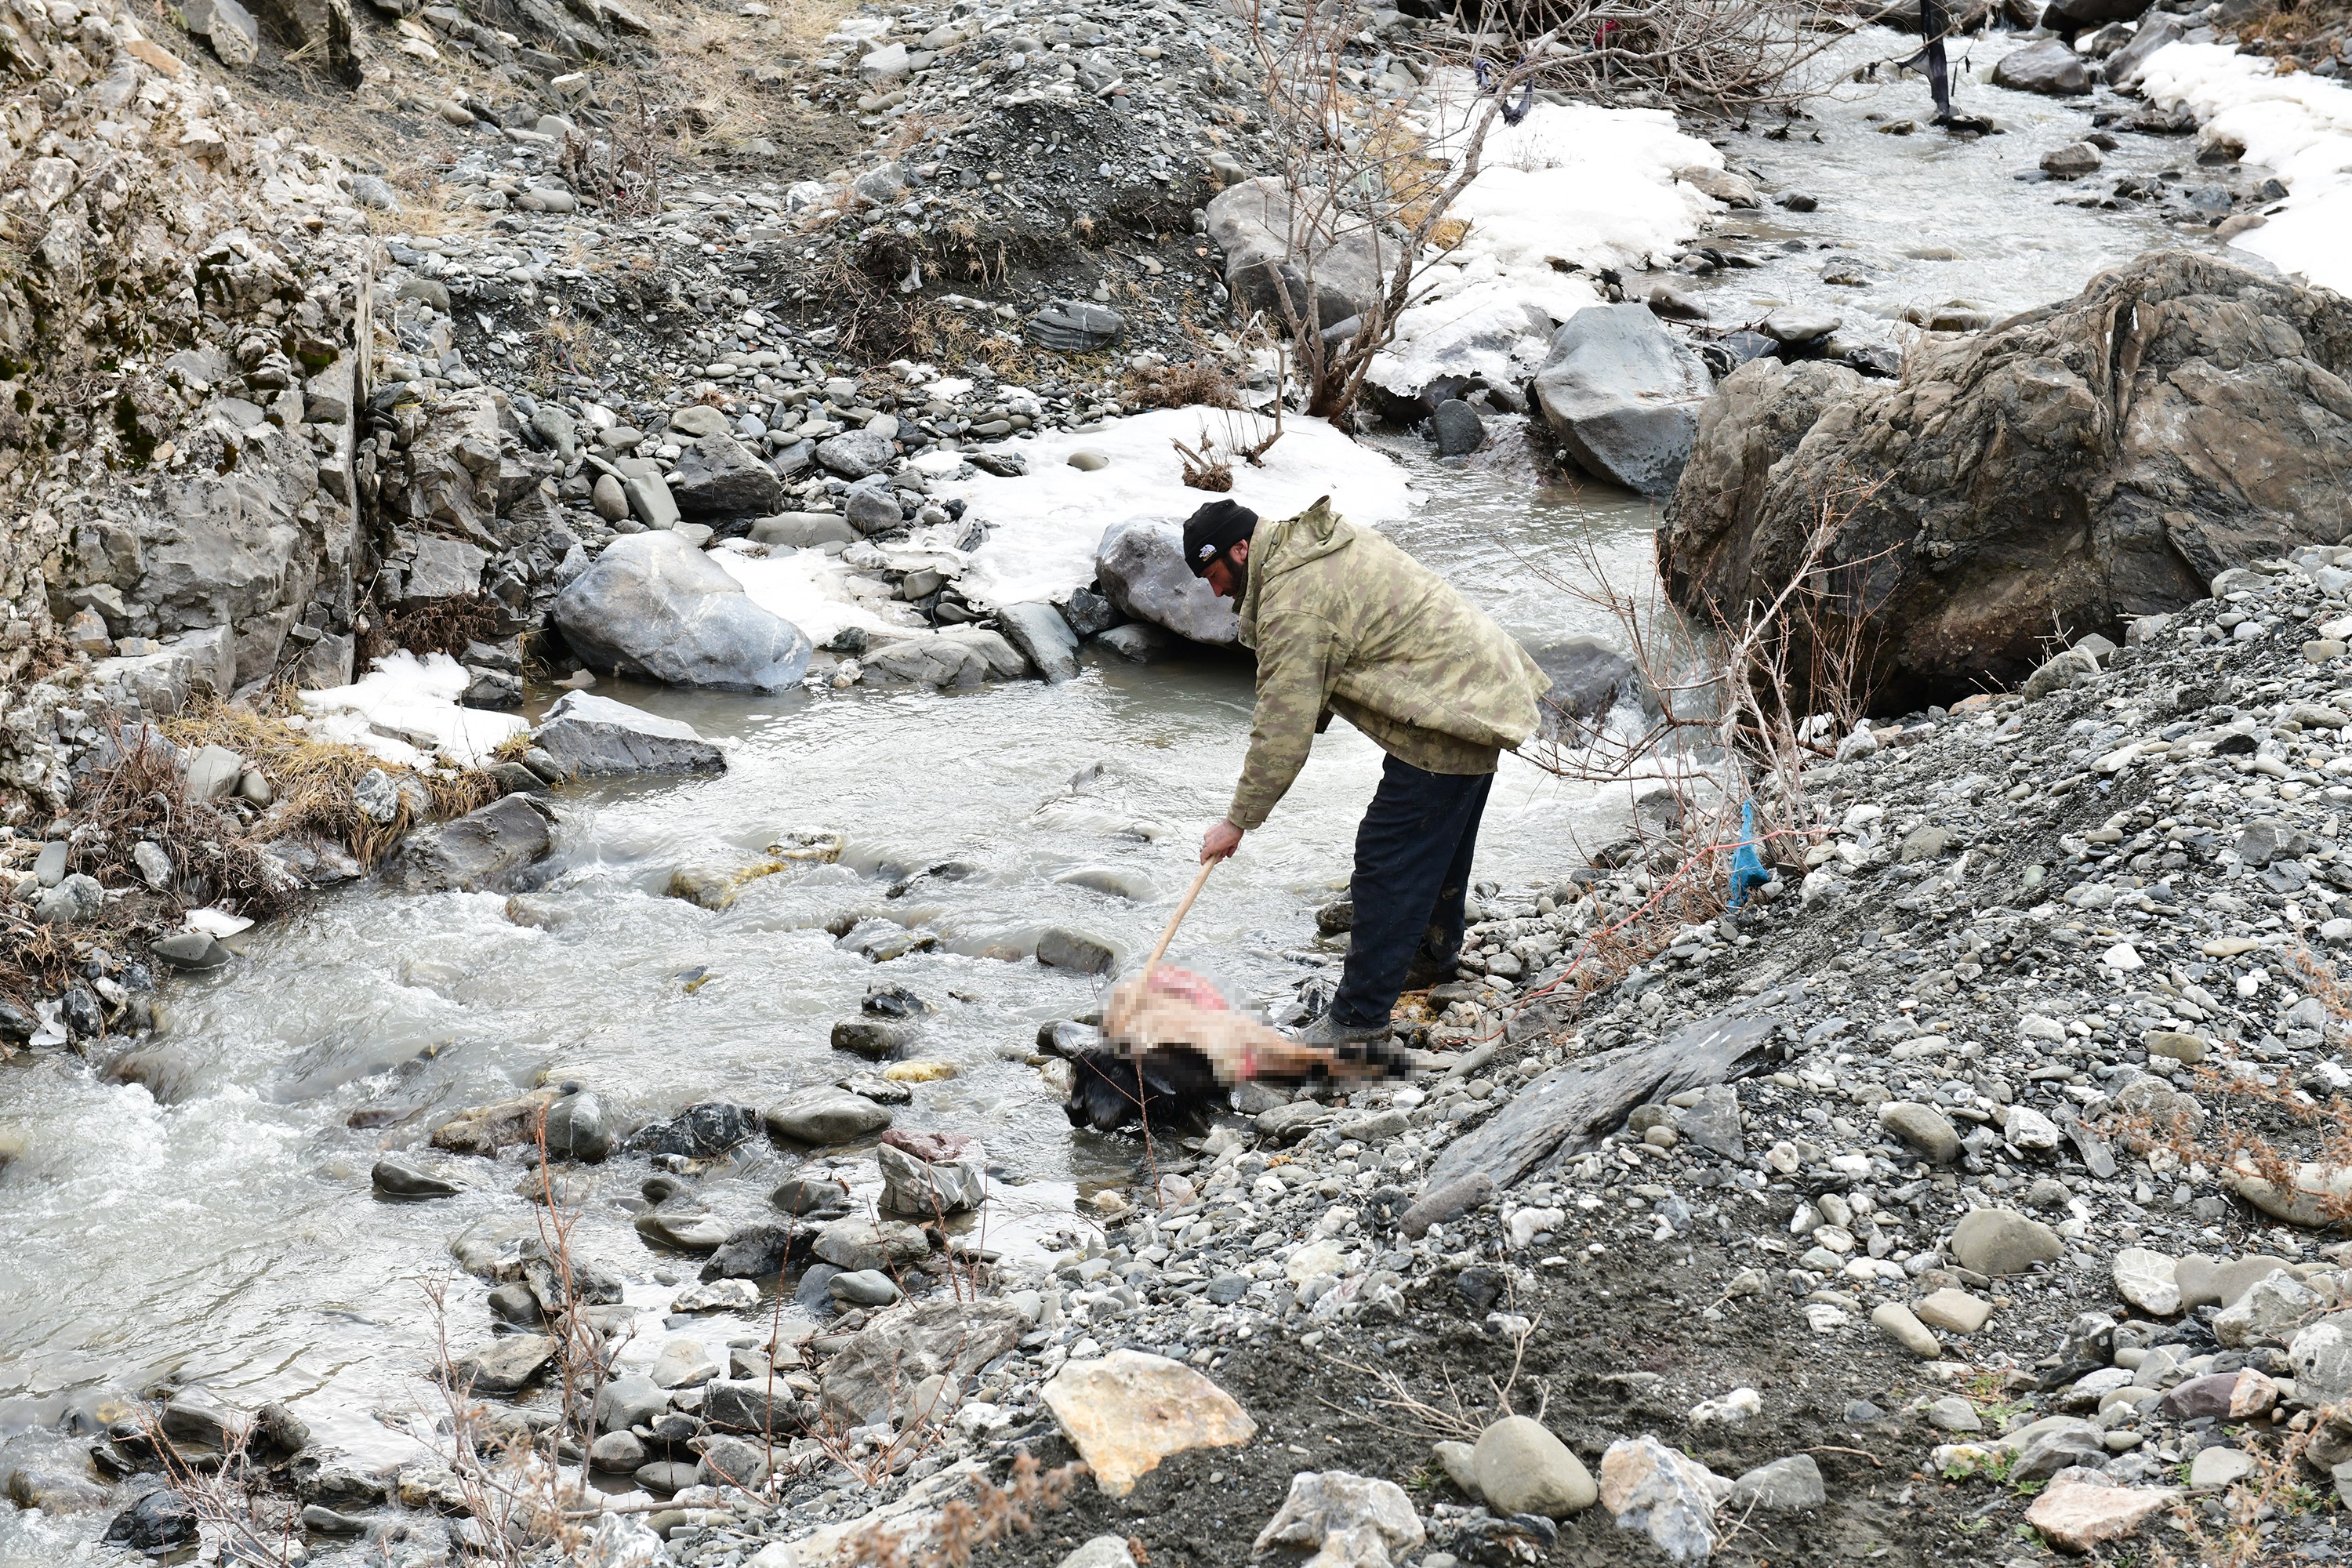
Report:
1727,800,1768,909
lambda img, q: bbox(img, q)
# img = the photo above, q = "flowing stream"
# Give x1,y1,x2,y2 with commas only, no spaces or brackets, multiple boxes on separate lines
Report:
0,31,2249,1557
0,430,1654,1512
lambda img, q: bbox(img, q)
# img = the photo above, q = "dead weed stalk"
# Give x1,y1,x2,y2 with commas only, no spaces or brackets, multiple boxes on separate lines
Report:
831,1452,1088,1567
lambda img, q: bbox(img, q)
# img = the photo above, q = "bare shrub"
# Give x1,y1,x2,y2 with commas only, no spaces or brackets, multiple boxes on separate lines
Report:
1232,0,1566,419
141,1415,301,1567
354,588,508,669
1457,0,1833,111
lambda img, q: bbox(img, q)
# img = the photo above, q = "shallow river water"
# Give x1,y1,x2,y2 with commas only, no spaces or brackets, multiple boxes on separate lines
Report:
0,430,1655,1507
0,28,2247,1557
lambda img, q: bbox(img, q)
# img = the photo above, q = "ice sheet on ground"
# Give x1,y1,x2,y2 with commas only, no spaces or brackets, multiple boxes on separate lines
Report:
1370,82,1724,397
298,651,526,768
716,548,901,646
942,406,1420,608
2138,41,2352,296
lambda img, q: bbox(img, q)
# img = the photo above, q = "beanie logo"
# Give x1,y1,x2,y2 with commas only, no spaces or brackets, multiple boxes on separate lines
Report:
1196,543,1216,560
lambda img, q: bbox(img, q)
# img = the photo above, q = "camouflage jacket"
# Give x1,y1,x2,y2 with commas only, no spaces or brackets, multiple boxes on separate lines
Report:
1227,498,1551,831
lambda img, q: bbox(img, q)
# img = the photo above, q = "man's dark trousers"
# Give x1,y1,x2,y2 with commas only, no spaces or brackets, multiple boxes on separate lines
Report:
1328,756,1493,1030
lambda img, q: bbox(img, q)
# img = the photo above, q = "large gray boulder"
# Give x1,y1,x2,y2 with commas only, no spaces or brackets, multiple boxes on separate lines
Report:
1661,252,2352,712
1533,306,1712,497
552,532,811,691
529,691,726,778
389,793,556,893
1205,177,1395,331
667,434,783,517
1095,521,1240,646
1991,38,2092,96
1534,305,1703,495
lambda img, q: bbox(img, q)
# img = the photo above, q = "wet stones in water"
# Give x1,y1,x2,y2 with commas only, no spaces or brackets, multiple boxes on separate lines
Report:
1432,399,1486,457
796,1262,844,1312
103,1490,198,1552
488,1283,543,1325
543,1087,615,1162
298,1504,370,1537
700,1221,801,1282
596,1375,671,1434
773,1173,851,1215
635,1461,701,1496
996,601,1081,683
1533,304,1713,497
1037,927,1116,975
837,920,940,961
864,983,931,1019
627,1102,763,1159
829,1269,902,1307
1095,622,1174,662
151,931,230,971
831,1018,913,1059
1777,191,1818,212
837,1071,912,1105
1095,520,1242,645
389,793,555,895
1757,307,1841,351
1316,897,1355,935
454,1334,557,1394
1992,37,2092,95
531,691,726,778
765,1084,892,1145
372,1157,460,1199
877,1130,987,1215
292,1457,389,1511
1058,587,1120,638
635,1208,732,1252
2042,142,2104,179
701,1378,794,1436
1028,300,1125,353
553,532,813,693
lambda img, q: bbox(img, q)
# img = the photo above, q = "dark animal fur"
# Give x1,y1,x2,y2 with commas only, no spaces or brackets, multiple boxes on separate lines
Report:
1062,1037,1417,1134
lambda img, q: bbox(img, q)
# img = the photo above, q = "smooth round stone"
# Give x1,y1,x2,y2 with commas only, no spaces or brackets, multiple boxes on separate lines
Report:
827,1269,903,1306
372,1158,459,1199
2188,1446,2254,1489
1471,1415,1595,1518
1067,450,1109,471
1950,1208,2063,1277
1870,1302,1942,1358
1878,1102,1962,1164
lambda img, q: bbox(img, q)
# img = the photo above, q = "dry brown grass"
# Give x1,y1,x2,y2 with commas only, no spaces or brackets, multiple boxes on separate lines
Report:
1124,360,1241,412
162,699,495,868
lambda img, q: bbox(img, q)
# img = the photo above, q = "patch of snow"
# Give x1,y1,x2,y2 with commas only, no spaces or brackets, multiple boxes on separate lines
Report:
2137,41,2352,296
1370,87,1724,398
715,549,901,647
299,651,526,768
938,406,1421,608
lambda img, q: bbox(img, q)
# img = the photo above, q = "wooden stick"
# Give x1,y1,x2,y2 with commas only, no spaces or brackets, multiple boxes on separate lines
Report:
1141,858,1217,982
